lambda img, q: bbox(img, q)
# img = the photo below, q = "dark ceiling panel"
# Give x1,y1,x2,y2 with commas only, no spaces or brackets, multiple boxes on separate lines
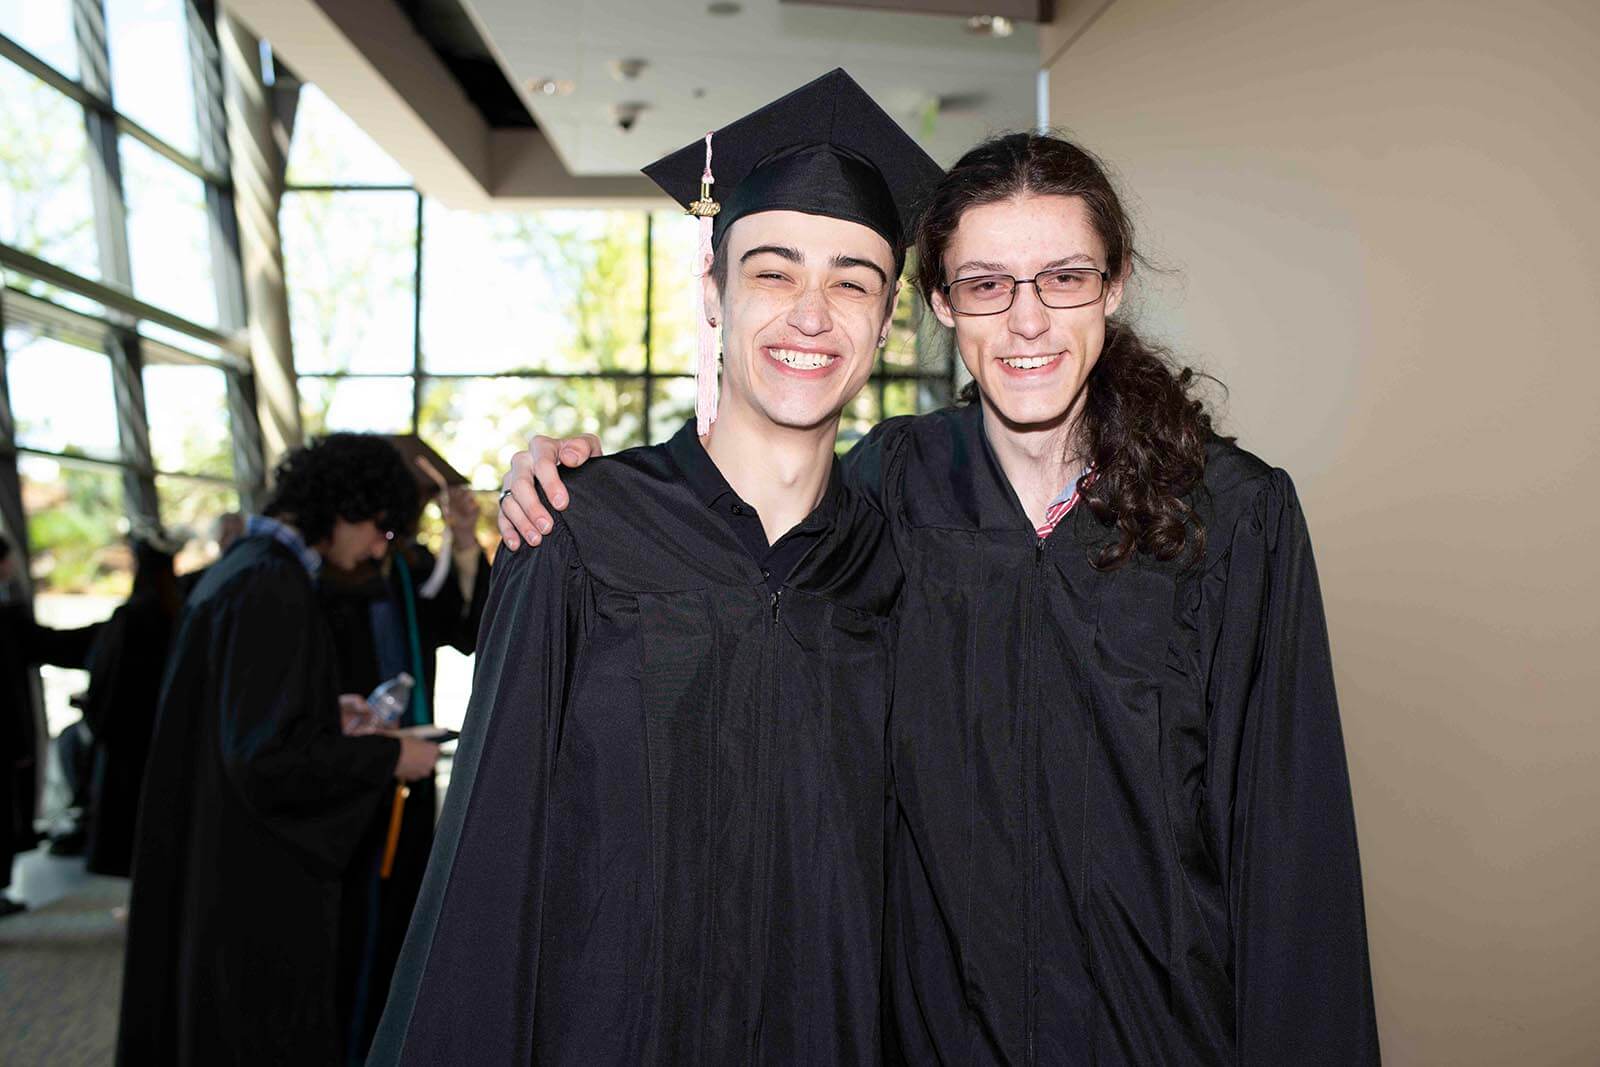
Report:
396,0,536,129
779,0,1054,21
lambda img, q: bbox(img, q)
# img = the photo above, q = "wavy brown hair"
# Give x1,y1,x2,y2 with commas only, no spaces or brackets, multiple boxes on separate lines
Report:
915,132,1221,570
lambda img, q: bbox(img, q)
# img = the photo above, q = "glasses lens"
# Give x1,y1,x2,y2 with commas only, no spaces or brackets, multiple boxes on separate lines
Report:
1037,269,1103,308
949,276,1016,314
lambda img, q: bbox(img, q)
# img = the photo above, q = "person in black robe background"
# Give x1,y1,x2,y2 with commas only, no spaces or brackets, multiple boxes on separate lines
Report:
372,71,939,1065
117,435,441,1066
319,481,488,1061
0,531,100,917
83,536,181,878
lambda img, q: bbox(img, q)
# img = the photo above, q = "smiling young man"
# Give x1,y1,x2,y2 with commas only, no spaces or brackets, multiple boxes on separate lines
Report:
370,70,940,1066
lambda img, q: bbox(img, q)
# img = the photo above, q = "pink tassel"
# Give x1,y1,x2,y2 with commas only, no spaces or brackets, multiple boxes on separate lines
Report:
693,132,719,435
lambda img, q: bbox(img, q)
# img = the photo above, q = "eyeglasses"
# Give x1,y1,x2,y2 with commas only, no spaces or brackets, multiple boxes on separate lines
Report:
941,268,1109,316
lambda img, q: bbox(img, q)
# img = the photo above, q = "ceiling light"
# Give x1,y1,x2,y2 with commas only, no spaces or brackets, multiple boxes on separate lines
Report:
609,57,648,82
527,77,574,97
965,15,1015,37
612,101,649,132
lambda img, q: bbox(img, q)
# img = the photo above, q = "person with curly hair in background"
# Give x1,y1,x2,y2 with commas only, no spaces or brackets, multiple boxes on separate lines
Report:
503,133,1378,1065
116,433,440,1067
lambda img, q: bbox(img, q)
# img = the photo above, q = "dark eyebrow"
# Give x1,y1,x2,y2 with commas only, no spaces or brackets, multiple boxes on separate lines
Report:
951,253,1099,277
830,254,888,286
1043,253,1098,270
740,245,803,266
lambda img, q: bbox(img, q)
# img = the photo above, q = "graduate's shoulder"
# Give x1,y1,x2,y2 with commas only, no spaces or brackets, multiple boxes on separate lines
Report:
840,413,917,477
552,440,699,537
844,406,965,469
181,537,319,633
542,442,742,591
894,404,972,453
1196,435,1304,559
1201,435,1302,504
192,537,316,604
849,405,978,505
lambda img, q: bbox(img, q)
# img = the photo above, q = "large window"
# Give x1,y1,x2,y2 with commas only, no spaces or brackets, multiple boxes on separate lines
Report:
281,188,417,375
0,58,101,285
1,1,256,732
283,84,958,494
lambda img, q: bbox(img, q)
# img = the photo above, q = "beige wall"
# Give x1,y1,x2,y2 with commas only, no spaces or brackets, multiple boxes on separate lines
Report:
1040,1,1600,1063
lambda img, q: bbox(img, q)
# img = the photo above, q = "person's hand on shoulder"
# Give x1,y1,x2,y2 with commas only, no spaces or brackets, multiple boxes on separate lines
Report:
497,432,603,549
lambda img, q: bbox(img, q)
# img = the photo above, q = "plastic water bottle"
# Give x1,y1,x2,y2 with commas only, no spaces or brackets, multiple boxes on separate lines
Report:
367,672,415,728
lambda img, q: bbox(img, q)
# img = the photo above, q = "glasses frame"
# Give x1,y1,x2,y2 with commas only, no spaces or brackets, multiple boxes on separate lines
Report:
941,268,1111,316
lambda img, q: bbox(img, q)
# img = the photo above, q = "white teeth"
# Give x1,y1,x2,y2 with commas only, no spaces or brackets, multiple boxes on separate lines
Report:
769,348,837,370
1000,354,1057,370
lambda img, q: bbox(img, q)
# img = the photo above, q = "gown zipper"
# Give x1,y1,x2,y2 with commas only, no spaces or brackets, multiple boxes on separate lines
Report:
747,585,783,1061
1025,536,1045,1067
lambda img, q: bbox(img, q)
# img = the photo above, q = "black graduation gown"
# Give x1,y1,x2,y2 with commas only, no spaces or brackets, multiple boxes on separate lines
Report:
117,536,403,1066
83,592,175,877
317,545,489,1060
0,604,98,890
849,404,1378,1066
371,430,901,1065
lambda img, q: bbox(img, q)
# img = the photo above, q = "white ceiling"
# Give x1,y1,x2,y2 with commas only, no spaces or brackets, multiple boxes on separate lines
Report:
459,0,1040,176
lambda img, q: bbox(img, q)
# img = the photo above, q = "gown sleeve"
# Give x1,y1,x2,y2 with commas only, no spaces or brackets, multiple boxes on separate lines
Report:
839,414,915,510
1203,470,1380,1065
21,616,100,670
410,548,464,657
212,568,401,875
428,547,489,656
370,528,584,1066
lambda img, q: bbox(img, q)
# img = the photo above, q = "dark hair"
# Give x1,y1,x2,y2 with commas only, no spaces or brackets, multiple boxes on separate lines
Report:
0,531,11,563
263,433,418,547
131,539,181,619
915,132,1221,570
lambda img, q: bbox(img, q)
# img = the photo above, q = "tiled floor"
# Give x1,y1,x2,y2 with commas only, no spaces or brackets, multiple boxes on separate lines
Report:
0,849,126,1065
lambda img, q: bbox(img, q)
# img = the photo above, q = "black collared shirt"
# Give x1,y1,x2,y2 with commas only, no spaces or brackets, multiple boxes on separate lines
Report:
665,419,840,596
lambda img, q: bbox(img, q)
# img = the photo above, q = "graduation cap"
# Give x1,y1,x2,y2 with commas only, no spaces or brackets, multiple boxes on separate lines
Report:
382,435,472,597
644,68,943,434
384,434,467,501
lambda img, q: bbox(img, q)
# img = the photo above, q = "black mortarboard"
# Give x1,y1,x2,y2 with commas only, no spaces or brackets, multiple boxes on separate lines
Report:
643,68,943,434
382,435,471,597
644,68,941,254
384,434,467,500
